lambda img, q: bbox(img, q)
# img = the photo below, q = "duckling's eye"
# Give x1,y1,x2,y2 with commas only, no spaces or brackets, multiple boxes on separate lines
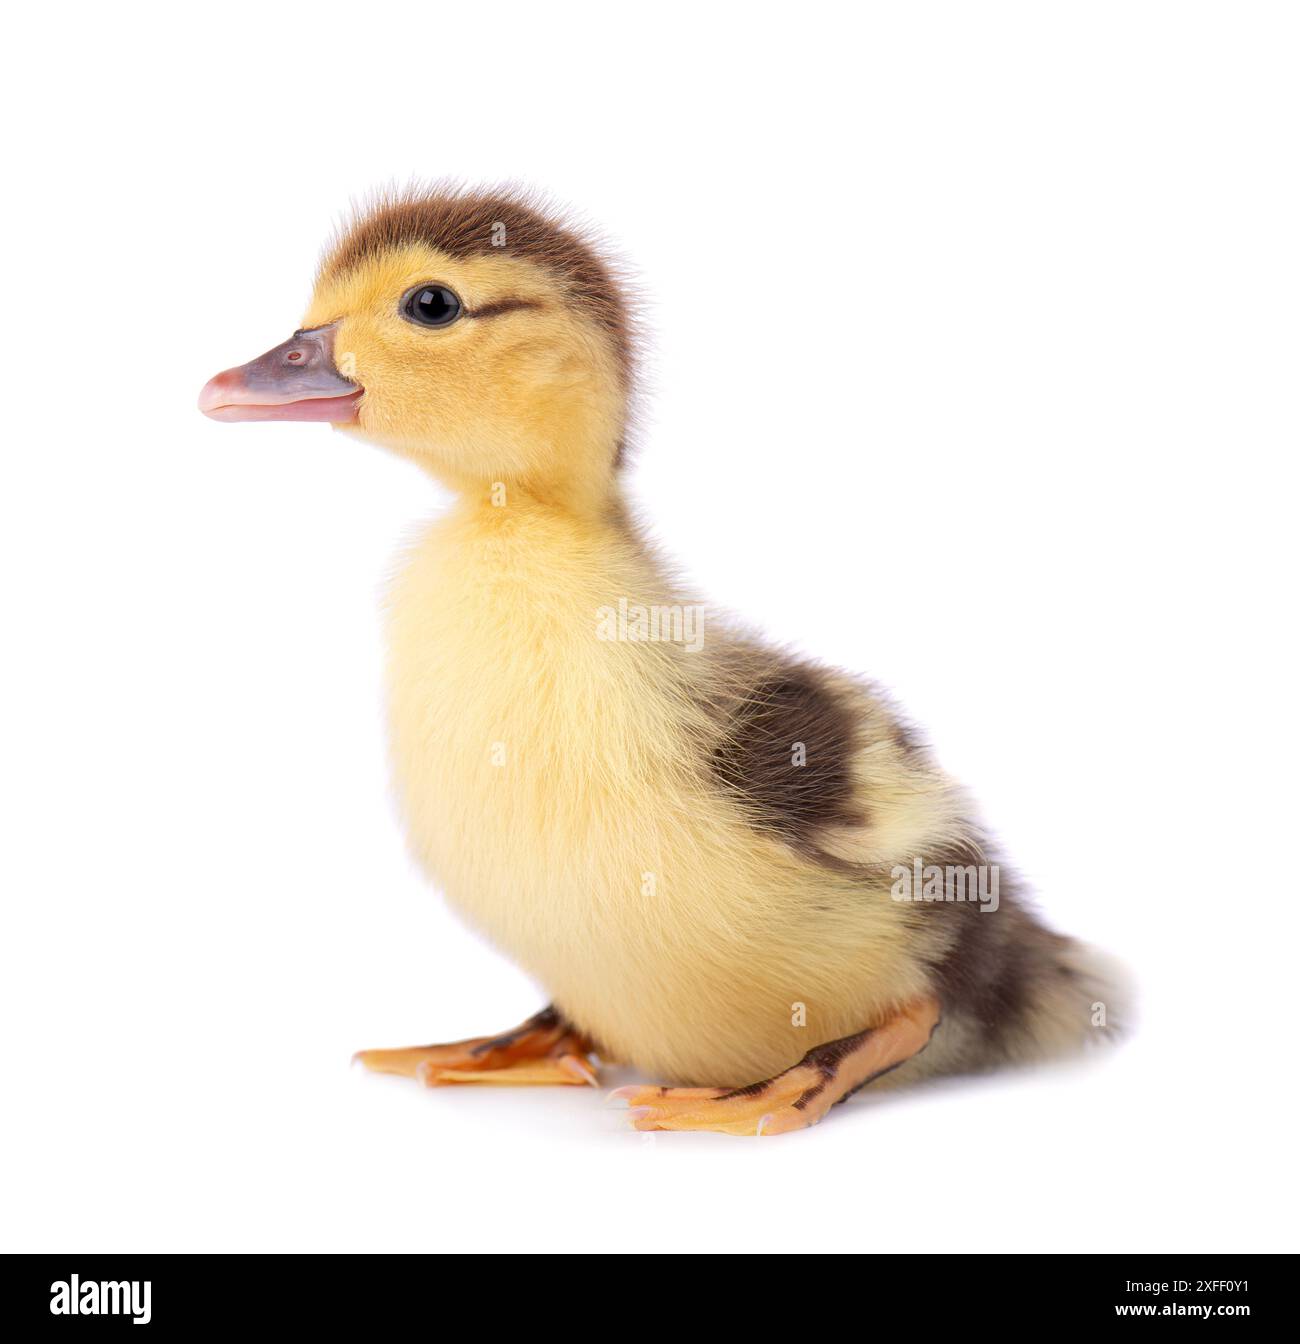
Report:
401,284,462,328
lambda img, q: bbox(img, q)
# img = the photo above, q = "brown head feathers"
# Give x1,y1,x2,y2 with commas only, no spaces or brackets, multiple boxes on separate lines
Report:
321,184,634,387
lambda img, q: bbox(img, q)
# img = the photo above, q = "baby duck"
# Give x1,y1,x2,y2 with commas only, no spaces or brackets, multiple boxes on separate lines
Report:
199,186,1124,1136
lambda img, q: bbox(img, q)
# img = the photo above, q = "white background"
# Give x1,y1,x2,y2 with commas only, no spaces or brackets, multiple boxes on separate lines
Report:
2,2,1296,1254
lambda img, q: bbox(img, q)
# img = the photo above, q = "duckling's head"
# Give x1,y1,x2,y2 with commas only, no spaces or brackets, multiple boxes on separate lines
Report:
200,187,633,509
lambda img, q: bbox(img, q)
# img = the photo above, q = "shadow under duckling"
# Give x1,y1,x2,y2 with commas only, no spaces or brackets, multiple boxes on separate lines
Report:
199,185,1128,1136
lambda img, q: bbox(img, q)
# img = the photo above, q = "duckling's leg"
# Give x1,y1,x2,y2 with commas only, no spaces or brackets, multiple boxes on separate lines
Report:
613,996,941,1136
354,1006,599,1087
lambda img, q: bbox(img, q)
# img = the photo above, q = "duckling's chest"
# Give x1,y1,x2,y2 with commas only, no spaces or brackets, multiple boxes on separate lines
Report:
382,514,708,966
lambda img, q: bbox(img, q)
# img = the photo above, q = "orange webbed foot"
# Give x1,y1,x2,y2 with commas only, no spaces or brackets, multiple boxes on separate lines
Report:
354,1006,600,1088
610,997,941,1136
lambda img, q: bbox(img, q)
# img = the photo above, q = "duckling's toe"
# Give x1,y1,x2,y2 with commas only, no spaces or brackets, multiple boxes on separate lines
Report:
419,1053,598,1087
615,1075,822,1136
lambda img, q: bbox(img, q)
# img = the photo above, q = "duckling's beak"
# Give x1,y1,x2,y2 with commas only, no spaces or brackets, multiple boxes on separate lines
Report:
198,323,362,423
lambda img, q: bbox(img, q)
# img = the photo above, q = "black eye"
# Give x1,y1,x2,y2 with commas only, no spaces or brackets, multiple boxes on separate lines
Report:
401,284,462,328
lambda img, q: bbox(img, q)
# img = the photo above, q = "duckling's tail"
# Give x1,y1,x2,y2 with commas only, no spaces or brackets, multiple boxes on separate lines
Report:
1022,933,1135,1061
905,916,1135,1085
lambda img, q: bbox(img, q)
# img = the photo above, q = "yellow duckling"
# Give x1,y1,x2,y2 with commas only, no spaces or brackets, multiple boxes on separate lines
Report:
199,186,1125,1136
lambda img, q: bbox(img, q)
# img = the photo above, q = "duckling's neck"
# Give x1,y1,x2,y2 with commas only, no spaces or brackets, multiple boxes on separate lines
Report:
387,474,680,791
441,472,630,535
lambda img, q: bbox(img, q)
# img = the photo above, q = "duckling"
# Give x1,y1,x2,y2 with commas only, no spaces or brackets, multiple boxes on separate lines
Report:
199,186,1126,1136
